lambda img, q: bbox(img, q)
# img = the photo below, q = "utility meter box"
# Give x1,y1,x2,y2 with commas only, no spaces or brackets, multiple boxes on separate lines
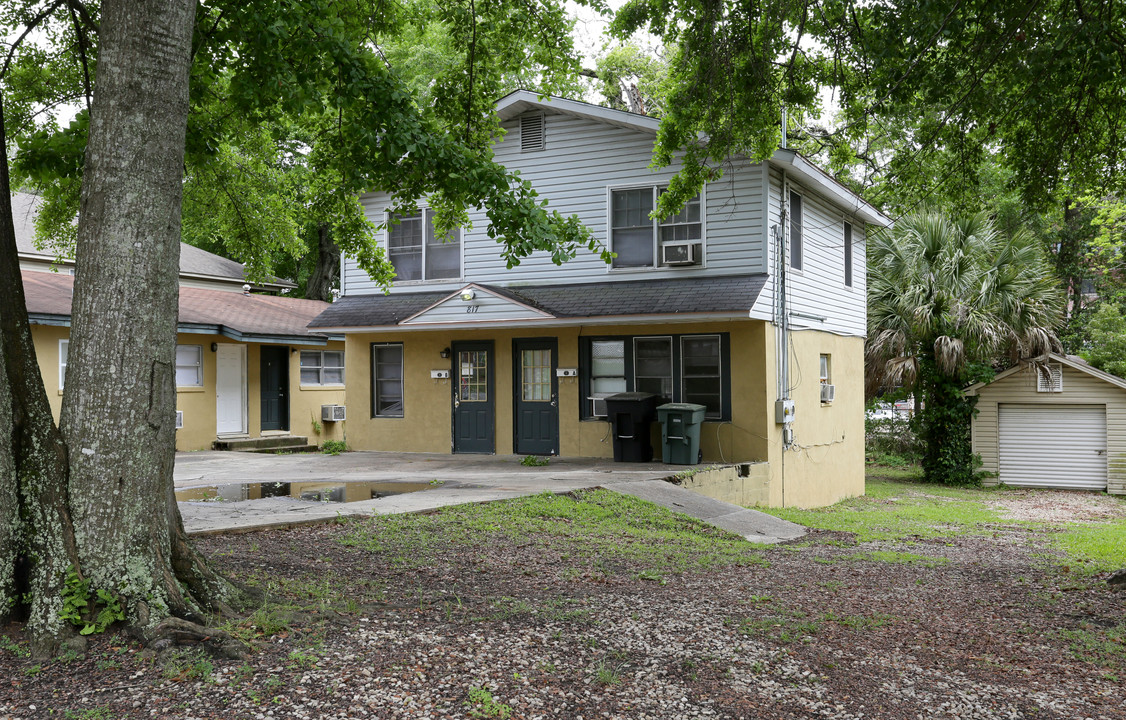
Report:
774,399,796,424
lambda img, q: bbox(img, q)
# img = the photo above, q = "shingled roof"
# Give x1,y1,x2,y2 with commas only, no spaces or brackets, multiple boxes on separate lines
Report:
11,192,294,290
22,270,333,343
310,274,768,329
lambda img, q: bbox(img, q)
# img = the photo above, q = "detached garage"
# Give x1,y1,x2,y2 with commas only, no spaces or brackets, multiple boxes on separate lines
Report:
966,354,1125,495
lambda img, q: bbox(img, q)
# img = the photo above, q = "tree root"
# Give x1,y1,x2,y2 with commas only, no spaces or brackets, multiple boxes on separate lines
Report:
141,617,250,661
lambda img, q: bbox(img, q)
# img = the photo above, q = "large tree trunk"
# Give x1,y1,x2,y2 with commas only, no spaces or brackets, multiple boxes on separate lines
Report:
59,0,236,630
0,95,80,656
306,223,340,301
1,0,249,657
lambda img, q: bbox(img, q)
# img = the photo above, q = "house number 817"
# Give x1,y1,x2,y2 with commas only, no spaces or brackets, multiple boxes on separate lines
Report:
466,305,479,313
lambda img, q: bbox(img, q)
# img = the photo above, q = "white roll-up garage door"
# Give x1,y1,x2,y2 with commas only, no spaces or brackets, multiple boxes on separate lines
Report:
998,404,1107,490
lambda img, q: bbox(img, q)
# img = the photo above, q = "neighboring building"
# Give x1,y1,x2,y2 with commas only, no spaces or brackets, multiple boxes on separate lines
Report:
13,192,346,451
309,92,890,508
965,353,1125,495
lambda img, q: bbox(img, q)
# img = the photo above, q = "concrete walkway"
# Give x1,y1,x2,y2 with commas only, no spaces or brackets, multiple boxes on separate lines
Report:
175,451,804,543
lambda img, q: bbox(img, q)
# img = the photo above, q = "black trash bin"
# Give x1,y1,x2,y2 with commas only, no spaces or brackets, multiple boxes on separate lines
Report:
604,392,660,462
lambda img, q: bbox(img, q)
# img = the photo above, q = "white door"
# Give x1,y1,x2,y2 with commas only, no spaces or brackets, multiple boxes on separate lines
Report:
998,404,1107,490
216,344,247,435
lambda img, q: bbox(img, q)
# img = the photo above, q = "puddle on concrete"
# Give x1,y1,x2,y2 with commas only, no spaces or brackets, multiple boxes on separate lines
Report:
175,481,432,504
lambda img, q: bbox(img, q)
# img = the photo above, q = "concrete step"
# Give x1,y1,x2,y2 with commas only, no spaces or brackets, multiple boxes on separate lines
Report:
247,444,321,455
212,436,312,452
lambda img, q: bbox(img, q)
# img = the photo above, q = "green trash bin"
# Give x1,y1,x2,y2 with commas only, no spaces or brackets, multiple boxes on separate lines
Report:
657,403,707,464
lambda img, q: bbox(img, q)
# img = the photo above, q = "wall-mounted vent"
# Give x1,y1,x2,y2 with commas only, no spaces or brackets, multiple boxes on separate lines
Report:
1037,363,1063,393
175,410,184,429
520,113,545,152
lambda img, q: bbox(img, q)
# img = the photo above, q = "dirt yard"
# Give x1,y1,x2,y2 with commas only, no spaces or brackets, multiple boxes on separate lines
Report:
1,480,1123,719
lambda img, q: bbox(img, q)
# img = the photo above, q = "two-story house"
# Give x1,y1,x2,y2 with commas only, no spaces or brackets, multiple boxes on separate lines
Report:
309,92,890,507
13,191,347,452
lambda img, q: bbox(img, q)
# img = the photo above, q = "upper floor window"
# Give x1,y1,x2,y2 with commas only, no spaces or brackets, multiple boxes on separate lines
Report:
388,209,460,282
610,187,702,269
175,345,203,387
789,190,803,271
300,350,344,385
844,222,853,287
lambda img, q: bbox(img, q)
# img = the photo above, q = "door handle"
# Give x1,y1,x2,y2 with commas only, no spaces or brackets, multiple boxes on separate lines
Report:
453,393,460,408
550,393,557,407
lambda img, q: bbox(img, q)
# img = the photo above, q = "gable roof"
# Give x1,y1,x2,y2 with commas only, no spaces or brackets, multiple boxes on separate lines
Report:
310,274,768,330
964,353,1126,395
22,270,334,344
494,91,892,228
11,192,295,291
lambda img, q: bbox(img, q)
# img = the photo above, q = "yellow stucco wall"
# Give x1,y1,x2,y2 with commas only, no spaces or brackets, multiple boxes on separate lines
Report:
29,325,344,451
759,329,866,508
343,320,776,461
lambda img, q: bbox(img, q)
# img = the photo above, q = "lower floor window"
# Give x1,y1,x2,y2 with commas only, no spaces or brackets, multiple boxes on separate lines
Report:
300,350,345,385
580,333,728,420
175,345,203,387
371,343,404,417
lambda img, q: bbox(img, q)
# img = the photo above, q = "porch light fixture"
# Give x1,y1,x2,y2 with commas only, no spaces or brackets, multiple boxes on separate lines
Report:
460,289,476,302
210,342,218,352
440,347,451,359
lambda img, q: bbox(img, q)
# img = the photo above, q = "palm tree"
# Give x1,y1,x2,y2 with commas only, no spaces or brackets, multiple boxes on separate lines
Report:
866,211,1064,484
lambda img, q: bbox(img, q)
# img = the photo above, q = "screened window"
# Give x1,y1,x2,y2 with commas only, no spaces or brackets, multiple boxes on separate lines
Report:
300,350,344,385
388,209,460,282
588,340,627,417
681,336,721,417
175,345,202,387
582,334,728,420
820,354,831,384
843,222,853,287
634,336,673,399
59,339,68,388
372,343,404,417
610,187,702,268
789,190,803,270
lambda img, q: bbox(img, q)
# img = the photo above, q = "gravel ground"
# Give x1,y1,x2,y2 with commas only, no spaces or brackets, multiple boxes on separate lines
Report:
1,487,1124,720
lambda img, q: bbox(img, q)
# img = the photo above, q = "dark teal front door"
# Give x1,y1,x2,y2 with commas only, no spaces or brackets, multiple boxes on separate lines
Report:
513,338,558,455
260,346,289,431
452,341,494,453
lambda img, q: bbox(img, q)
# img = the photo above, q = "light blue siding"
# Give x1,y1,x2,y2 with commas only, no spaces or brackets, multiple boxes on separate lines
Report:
402,292,549,326
344,111,766,295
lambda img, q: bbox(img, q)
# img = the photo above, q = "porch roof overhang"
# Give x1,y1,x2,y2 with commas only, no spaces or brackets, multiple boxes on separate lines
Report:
309,274,768,333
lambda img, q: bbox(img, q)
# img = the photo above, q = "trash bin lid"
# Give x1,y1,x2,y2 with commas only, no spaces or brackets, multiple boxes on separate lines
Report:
606,392,659,402
657,402,707,411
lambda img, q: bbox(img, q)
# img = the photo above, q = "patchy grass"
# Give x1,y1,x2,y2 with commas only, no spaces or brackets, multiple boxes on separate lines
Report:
338,489,770,576
762,468,1126,574
1059,622,1126,670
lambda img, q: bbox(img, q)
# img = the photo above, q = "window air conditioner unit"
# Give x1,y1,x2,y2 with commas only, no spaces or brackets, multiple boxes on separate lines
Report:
588,396,609,418
321,404,347,422
820,384,836,403
175,411,183,430
661,241,700,266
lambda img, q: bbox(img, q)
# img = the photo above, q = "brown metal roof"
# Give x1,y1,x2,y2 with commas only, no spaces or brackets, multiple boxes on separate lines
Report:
22,270,330,342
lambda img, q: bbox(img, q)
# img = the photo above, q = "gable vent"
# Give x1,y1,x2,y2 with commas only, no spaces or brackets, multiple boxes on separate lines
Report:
520,113,545,152
1036,363,1063,393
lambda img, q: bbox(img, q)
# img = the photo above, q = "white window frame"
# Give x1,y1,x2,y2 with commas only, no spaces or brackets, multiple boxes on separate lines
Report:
175,344,203,388
385,207,462,284
607,184,705,271
788,189,803,272
820,354,831,384
372,343,405,418
59,339,68,388
300,350,345,386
